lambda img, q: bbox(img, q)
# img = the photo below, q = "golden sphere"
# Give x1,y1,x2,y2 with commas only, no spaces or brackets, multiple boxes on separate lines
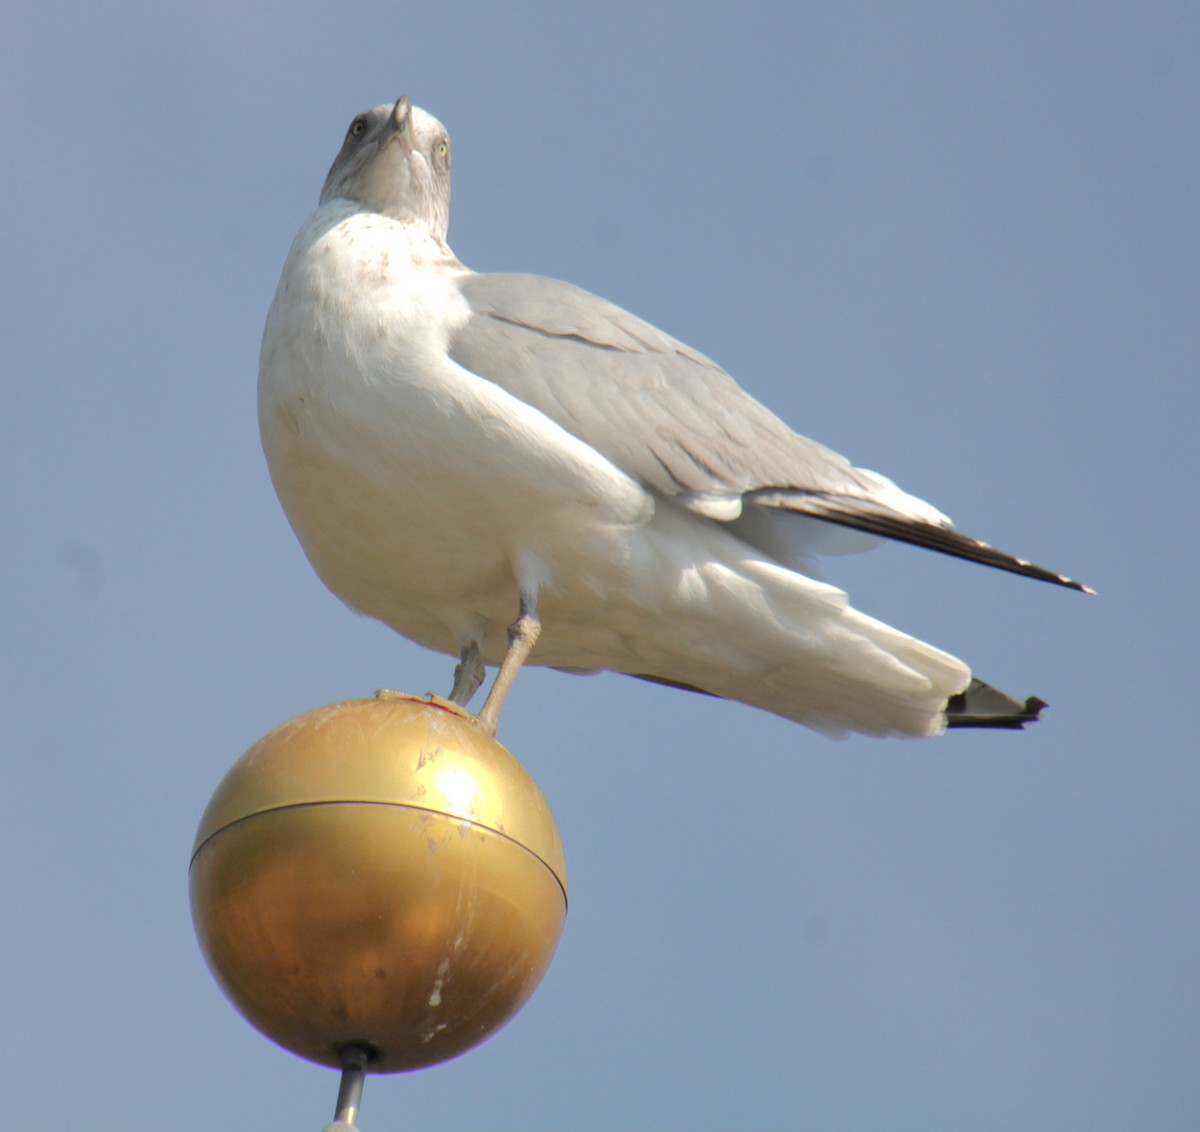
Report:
189,693,567,1073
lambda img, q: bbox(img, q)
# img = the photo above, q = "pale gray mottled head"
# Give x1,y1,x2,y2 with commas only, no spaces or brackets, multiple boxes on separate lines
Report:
320,96,452,240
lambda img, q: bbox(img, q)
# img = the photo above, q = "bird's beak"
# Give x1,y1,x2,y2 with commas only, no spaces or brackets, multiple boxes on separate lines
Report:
385,95,414,151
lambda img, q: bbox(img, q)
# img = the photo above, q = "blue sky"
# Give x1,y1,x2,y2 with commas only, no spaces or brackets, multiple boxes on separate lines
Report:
3,3,1197,1129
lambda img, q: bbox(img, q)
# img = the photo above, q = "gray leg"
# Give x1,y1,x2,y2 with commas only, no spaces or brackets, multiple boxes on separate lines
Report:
476,593,540,736
448,641,486,705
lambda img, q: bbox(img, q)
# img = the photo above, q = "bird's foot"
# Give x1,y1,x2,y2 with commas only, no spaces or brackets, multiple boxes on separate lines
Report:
471,711,499,737
448,641,486,705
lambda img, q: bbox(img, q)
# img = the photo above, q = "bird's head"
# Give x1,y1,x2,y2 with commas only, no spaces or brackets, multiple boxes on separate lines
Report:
320,96,452,240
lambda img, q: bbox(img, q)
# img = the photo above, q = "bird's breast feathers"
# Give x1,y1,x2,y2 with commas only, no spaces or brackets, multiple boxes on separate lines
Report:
258,206,652,616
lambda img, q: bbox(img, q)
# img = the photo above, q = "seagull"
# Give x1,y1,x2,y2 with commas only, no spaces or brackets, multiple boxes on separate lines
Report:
259,96,1088,739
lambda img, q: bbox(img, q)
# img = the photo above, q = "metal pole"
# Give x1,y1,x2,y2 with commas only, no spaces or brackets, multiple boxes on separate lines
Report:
326,1044,371,1130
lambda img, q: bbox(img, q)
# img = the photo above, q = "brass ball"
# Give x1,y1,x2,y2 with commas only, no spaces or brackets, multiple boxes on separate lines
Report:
189,693,568,1073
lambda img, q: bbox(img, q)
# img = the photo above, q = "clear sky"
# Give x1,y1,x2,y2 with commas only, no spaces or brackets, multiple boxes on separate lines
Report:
3,3,1197,1129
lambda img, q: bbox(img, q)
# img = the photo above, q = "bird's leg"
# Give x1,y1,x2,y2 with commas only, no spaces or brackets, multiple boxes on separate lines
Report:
448,641,486,706
476,593,540,736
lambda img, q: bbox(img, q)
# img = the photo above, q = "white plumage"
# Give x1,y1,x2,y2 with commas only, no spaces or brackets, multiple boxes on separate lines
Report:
259,97,1086,739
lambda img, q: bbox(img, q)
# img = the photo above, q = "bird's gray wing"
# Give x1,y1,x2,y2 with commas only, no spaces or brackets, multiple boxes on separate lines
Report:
448,271,1088,591
450,272,876,501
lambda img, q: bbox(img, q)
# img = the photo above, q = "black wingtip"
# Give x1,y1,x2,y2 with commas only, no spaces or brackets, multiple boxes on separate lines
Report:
945,679,1047,730
752,491,1092,593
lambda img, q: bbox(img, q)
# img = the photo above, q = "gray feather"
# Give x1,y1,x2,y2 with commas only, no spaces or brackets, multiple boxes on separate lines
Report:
449,272,878,500
449,271,1090,592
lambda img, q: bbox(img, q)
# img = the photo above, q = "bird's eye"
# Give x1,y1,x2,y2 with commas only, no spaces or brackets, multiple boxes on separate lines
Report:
349,116,368,138
438,140,448,157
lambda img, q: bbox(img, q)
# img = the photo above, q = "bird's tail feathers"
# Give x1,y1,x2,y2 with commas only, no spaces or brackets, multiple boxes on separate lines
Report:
625,557,971,739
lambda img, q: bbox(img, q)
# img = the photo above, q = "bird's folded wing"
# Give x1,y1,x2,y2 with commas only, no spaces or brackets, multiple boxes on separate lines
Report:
448,271,1089,591
449,272,887,502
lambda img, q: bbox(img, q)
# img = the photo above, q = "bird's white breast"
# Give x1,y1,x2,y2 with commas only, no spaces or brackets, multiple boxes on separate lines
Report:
258,203,651,658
